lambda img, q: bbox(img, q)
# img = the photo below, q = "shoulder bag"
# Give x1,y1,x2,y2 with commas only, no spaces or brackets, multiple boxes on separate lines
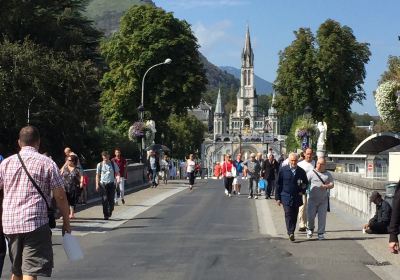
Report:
312,169,330,212
17,153,57,228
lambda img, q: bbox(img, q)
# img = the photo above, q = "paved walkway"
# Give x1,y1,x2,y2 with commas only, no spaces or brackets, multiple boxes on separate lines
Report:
53,178,400,280
256,195,400,280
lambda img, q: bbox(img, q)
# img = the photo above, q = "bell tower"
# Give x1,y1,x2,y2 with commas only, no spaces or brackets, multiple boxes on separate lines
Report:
237,26,257,119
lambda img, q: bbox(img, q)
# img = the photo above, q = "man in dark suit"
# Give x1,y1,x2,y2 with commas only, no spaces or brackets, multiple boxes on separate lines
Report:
276,152,308,242
263,153,279,199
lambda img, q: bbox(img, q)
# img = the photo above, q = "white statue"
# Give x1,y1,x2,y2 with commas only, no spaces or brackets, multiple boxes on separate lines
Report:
144,120,157,147
317,121,327,149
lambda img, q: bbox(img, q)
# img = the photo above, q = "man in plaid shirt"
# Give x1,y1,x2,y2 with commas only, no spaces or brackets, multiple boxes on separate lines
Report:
0,126,71,279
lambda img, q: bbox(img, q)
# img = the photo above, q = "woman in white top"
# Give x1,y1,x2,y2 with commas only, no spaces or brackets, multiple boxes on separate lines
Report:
186,154,196,190
160,155,169,184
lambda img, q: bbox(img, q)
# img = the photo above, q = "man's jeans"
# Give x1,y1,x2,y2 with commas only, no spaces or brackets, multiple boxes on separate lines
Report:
115,177,125,202
266,179,275,197
150,168,158,186
248,177,259,197
100,182,116,218
307,197,328,234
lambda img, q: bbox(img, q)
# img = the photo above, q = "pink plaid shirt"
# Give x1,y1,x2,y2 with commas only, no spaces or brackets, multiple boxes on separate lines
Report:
0,146,65,234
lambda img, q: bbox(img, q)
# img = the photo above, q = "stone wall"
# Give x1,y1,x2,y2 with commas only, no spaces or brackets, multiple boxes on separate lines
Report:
330,173,388,221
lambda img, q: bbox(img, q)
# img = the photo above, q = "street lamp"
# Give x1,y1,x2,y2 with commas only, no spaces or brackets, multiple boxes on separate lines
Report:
27,97,36,125
139,58,172,163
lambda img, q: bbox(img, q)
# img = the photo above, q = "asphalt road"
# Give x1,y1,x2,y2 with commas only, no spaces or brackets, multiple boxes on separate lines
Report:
3,179,382,279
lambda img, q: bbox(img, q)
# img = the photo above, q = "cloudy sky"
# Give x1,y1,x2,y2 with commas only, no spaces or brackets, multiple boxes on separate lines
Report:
155,0,400,115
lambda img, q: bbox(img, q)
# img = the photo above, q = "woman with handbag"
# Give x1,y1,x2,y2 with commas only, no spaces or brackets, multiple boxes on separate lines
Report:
61,154,82,219
222,154,236,197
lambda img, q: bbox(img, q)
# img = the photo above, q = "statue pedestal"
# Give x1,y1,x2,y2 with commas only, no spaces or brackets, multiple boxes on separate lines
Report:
317,144,326,158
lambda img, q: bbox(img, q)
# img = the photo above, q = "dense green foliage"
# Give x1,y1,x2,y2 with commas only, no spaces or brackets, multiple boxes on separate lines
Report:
0,0,106,164
0,0,101,59
166,114,206,159
0,40,100,161
100,5,207,155
100,5,207,134
275,19,371,153
351,112,378,126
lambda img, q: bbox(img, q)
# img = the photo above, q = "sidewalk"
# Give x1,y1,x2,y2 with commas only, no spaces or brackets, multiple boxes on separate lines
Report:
256,197,400,280
53,179,198,236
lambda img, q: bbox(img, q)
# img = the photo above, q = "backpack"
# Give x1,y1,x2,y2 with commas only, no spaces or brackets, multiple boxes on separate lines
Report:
98,161,116,179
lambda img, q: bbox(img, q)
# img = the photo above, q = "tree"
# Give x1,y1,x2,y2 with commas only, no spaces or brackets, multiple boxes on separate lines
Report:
100,5,207,134
0,40,100,161
0,0,102,59
275,20,371,153
166,114,206,159
274,28,317,116
316,20,370,152
379,56,400,85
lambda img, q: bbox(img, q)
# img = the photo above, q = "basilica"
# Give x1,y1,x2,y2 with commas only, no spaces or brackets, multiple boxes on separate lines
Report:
201,27,286,173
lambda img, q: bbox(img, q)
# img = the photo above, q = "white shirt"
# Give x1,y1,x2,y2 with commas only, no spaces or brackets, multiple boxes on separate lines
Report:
297,160,315,174
186,160,195,172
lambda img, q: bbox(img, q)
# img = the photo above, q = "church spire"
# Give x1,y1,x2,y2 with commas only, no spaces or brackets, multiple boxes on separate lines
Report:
242,25,254,67
215,88,224,116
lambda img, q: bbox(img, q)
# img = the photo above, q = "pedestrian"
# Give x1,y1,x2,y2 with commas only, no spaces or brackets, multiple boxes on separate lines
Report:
62,147,83,171
263,153,279,199
160,155,169,184
306,157,334,240
276,152,308,242
112,148,127,205
96,151,120,220
147,150,160,187
233,153,244,195
60,154,82,219
186,154,196,190
0,126,71,279
388,181,400,254
244,153,261,199
222,154,236,197
256,153,265,195
214,162,222,179
363,191,391,234
297,148,315,232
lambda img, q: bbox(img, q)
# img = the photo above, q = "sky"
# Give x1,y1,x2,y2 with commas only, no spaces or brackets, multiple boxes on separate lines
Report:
155,0,400,116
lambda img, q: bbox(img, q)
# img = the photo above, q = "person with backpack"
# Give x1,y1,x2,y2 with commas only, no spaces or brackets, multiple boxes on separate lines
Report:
96,151,120,220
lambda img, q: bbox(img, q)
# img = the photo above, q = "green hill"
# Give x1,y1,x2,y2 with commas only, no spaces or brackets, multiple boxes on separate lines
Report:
85,0,154,35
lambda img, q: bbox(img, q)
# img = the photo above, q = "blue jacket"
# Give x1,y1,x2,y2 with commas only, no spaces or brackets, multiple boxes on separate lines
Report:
276,165,308,207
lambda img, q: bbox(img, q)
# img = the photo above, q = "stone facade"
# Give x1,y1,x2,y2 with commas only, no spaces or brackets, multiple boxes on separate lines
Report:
202,27,286,175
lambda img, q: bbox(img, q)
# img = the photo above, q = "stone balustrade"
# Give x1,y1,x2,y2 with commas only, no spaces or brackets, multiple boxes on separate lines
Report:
330,173,388,221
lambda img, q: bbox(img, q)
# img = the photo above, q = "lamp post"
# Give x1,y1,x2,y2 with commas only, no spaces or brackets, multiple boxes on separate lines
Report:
302,106,312,150
139,58,172,163
27,97,36,125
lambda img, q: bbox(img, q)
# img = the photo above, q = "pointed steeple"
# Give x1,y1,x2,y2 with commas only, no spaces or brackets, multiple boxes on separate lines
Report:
215,88,224,116
242,25,254,67
268,92,277,116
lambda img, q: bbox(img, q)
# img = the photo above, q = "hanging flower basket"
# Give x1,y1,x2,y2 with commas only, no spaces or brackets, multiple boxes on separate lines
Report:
129,121,146,141
296,129,311,139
